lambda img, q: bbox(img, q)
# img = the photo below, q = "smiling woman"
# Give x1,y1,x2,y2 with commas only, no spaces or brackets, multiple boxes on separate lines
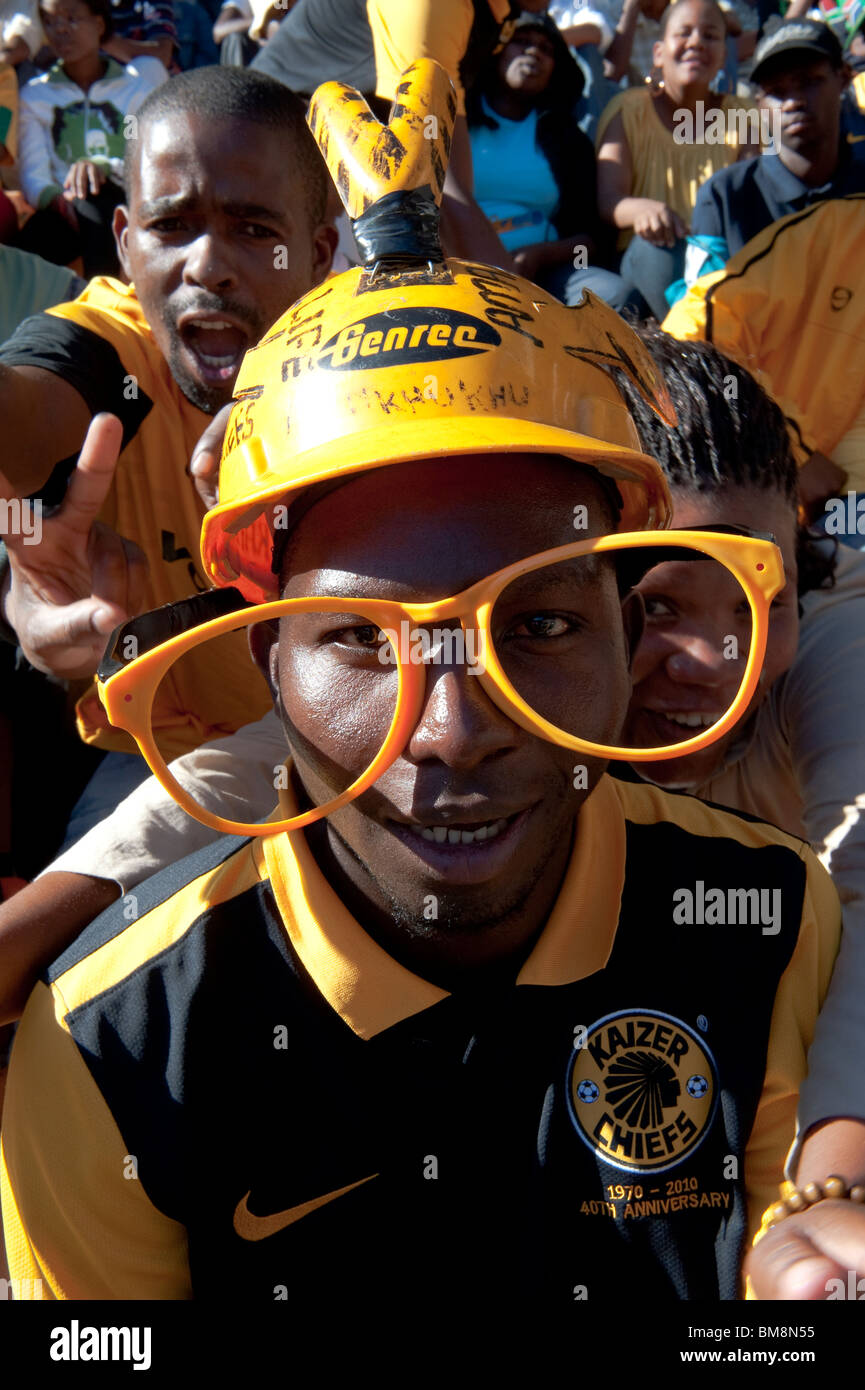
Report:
615,328,817,792
618,325,865,1186
573,0,759,318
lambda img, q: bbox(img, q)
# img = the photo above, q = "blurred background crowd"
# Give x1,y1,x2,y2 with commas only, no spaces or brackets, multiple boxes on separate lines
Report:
0,0,863,324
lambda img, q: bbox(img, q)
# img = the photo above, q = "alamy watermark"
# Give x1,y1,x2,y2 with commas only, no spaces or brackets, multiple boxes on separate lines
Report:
0,497,42,545
825,1271,865,1299
673,881,781,934
49,1321,151,1370
377,622,485,673
0,1277,43,1298
673,102,780,149
822,492,865,537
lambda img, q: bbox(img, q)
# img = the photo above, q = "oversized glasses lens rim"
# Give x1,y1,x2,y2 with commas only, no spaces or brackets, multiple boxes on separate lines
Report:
483,537,763,758
98,529,777,833
100,526,778,684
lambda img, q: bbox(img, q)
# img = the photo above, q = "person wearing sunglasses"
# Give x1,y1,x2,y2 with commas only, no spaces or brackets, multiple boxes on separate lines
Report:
0,64,845,1309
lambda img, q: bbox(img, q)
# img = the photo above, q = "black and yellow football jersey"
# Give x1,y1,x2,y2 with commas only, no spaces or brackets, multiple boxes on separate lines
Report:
663,194,865,486
0,776,839,1307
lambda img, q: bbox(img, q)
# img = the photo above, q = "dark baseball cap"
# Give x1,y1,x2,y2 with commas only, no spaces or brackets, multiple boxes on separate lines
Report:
511,11,562,40
752,19,844,85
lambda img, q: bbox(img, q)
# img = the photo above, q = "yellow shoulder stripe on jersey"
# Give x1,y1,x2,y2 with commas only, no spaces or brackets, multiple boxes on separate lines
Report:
52,838,268,1019
0,982,192,1299
611,776,816,858
307,58,457,219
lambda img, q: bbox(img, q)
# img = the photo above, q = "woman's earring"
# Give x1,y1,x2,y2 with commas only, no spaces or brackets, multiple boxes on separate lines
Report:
646,64,665,91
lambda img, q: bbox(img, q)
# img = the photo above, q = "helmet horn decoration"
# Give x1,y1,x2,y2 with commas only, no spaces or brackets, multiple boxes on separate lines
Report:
308,59,455,216
201,60,676,604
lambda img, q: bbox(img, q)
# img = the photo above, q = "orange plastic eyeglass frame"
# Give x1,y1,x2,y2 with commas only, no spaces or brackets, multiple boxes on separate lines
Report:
97,529,784,836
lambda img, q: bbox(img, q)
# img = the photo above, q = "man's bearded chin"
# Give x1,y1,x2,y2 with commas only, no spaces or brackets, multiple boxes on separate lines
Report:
328,815,568,940
167,335,235,415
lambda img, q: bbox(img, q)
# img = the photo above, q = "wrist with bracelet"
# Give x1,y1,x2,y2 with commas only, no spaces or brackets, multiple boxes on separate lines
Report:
756,1174,865,1243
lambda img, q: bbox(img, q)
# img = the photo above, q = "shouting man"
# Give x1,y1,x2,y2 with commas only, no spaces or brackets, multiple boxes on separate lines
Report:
0,66,335,781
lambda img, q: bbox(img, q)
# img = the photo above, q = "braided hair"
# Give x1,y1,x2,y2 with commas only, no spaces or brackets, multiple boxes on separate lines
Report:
615,326,836,596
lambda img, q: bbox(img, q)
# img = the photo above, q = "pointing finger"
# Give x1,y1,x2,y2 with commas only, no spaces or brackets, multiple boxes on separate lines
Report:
59,414,124,539
89,521,134,615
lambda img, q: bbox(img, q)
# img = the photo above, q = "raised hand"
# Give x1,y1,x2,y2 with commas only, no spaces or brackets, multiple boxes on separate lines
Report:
2,414,149,679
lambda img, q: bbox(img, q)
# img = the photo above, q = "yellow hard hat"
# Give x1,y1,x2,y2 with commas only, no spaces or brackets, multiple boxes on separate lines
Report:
201,60,675,604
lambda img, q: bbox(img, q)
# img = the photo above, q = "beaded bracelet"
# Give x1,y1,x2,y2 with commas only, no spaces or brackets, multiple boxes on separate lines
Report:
758,1175,865,1241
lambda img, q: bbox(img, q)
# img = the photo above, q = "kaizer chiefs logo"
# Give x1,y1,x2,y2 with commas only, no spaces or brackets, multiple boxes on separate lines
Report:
568,1010,718,1173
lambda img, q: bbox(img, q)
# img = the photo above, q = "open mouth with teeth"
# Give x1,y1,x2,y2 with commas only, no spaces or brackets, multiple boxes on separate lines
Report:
385,808,533,883
635,709,725,746
180,319,250,383
415,817,510,846
660,711,723,729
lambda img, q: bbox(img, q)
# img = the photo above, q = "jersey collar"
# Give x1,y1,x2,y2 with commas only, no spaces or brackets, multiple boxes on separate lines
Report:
260,771,626,1038
763,140,852,202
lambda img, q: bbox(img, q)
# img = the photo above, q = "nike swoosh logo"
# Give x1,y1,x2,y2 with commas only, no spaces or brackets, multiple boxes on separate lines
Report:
233,1174,378,1242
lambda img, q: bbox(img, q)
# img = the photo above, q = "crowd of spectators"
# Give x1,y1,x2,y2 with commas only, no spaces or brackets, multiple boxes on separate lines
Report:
1,0,865,1312
1,0,862,303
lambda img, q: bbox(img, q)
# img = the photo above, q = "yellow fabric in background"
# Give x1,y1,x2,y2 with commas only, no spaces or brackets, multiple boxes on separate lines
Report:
0,60,19,162
663,195,865,487
369,0,475,113
597,86,759,249
45,277,272,757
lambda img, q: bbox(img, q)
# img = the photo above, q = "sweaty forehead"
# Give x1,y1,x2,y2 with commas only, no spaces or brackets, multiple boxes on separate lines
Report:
281,454,617,601
129,113,283,205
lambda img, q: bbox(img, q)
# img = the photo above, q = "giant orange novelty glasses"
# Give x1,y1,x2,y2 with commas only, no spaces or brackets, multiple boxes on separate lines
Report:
97,529,784,836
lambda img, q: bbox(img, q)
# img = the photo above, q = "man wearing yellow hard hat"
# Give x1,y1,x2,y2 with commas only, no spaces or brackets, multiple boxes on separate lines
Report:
0,63,843,1312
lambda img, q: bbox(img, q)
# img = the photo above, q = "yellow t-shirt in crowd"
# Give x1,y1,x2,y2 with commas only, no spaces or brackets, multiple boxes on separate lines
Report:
597,86,759,249
370,0,514,115
19,277,273,758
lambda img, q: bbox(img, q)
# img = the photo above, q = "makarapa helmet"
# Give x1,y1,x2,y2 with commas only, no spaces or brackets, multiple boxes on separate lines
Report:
201,59,676,605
